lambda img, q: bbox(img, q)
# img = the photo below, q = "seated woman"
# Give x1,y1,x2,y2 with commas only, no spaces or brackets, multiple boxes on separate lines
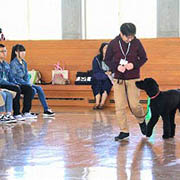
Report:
10,44,55,117
91,42,113,110
0,90,16,122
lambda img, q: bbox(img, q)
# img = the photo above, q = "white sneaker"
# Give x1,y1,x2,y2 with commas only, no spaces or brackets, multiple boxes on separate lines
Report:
14,114,25,121
0,114,4,121
0,114,15,123
4,114,17,123
23,112,37,119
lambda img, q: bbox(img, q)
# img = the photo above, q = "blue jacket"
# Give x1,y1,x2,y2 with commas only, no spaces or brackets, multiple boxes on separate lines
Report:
0,60,18,86
10,58,30,85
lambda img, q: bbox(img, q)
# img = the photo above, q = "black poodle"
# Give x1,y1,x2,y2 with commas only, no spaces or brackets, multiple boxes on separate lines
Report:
135,78,180,139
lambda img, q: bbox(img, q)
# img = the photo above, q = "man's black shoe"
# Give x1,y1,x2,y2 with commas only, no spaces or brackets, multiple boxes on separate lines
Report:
139,120,146,135
115,132,129,141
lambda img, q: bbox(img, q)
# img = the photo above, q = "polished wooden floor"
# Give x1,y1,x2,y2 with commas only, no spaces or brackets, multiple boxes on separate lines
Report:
1,106,180,180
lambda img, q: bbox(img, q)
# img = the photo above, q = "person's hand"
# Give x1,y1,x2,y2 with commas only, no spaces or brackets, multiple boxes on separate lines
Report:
105,71,112,75
117,65,126,73
125,63,134,70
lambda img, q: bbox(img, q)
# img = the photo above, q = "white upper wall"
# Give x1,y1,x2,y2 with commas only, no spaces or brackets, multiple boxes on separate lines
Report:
85,0,120,39
118,0,157,38
0,0,29,40
0,0,62,40
28,0,62,40
85,0,157,39
0,0,157,40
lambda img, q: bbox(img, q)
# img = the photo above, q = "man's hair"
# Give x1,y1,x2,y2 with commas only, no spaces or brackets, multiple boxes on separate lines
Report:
0,44,5,48
120,23,136,36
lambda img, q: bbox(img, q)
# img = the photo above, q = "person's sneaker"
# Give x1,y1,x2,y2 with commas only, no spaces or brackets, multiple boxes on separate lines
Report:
0,114,9,122
30,112,39,116
14,114,25,121
4,114,17,123
139,120,147,135
43,109,55,117
23,112,37,119
115,132,129,141
0,114,17,123
0,114,4,121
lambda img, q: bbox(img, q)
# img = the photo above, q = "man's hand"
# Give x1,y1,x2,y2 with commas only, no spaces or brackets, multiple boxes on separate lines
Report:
105,71,112,75
117,65,126,73
125,63,134,70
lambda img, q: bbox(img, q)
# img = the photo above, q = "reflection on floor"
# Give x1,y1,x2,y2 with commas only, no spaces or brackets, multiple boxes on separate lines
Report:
0,107,180,180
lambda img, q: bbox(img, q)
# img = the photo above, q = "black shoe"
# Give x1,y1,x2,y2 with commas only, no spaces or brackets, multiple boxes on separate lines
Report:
93,105,99,110
115,132,129,141
139,120,146,135
43,109,55,117
31,112,39,116
98,105,104,110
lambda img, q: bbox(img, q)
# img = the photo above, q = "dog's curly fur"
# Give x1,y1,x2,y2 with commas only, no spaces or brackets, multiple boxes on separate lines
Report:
136,78,180,139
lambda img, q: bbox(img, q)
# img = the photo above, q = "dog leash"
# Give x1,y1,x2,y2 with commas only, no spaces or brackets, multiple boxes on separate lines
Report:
123,80,148,118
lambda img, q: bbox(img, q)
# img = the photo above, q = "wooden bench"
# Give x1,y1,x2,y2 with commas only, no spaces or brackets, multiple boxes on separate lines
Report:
3,38,180,108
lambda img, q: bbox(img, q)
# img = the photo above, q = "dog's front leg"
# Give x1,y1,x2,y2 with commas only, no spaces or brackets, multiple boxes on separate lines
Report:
146,113,159,137
161,114,171,139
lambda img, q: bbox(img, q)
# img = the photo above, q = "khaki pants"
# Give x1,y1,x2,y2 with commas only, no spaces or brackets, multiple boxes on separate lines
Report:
113,79,144,133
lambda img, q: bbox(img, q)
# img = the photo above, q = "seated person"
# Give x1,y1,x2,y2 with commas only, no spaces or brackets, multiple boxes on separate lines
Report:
10,44,55,117
91,42,113,110
0,90,16,122
0,44,36,120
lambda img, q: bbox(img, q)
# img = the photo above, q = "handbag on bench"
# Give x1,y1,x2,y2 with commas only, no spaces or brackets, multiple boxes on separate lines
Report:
75,70,92,85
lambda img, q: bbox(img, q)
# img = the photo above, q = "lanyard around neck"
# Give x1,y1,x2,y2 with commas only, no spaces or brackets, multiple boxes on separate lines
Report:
119,40,131,60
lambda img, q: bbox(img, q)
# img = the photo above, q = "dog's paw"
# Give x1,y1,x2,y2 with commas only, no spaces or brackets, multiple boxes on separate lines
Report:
162,134,170,139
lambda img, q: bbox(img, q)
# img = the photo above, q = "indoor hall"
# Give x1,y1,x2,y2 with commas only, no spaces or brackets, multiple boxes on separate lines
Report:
0,0,180,179
1,107,180,180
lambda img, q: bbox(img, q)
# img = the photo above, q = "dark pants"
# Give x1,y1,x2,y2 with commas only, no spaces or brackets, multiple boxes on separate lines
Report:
0,84,33,115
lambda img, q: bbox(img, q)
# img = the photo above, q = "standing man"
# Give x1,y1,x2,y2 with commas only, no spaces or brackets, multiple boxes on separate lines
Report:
105,23,148,141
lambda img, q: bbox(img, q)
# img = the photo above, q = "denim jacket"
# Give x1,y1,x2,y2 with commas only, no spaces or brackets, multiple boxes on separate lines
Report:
0,60,18,86
10,58,30,85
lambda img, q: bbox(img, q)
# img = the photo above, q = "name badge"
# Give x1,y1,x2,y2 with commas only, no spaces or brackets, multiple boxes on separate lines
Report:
119,59,128,66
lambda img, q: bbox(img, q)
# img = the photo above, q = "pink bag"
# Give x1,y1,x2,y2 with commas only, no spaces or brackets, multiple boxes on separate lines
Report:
52,62,69,85
52,70,69,85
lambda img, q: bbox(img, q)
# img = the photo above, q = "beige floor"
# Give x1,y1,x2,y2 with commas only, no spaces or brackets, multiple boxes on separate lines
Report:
0,107,180,180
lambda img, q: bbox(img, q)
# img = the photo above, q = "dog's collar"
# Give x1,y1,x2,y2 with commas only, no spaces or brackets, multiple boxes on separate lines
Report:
150,91,160,99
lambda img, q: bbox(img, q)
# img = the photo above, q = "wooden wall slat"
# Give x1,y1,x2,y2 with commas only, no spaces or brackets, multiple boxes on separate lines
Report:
3,38,180,85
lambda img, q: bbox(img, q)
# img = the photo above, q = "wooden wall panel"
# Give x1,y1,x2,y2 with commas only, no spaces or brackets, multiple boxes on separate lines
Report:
2,38,180,85
3,38,179,107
